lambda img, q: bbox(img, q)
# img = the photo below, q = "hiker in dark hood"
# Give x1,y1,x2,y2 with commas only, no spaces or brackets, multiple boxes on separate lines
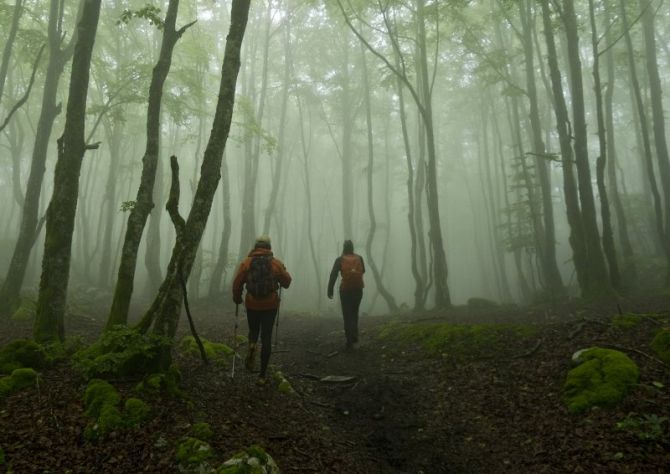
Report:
327,240,365,350
233,235,291,383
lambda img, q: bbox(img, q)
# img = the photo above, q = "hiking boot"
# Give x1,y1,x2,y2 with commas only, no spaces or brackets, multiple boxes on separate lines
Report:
245,343,257,372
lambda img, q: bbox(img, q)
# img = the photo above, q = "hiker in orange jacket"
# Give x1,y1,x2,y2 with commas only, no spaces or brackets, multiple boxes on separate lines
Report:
327,240,365,350
233,235,291,381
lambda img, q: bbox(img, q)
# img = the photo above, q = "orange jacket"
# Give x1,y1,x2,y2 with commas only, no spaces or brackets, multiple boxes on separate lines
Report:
232,248,291,310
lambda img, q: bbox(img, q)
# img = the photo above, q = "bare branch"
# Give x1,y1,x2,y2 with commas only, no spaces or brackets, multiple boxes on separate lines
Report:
0,44,45,134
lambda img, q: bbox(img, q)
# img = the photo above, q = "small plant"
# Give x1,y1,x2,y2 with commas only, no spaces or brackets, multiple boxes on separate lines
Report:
616,413,668,442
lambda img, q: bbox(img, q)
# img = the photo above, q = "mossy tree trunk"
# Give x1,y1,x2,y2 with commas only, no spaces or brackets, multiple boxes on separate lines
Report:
137,0,250,338
34,0,103,343
107,0,195,328
0,0,77,317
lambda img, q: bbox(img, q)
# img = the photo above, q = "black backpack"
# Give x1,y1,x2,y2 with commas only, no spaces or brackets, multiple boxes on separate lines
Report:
246,256,275,298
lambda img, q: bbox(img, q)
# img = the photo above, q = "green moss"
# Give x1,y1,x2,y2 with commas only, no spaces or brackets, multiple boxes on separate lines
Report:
272,371,294,394
563,347,639,413
134,367,183,398
378,321,535,359
218,445,279,473
179,336,233,364
612,313,643,329
84,379,121,418
73,326,171,379
191,422,213,441
124,398,150,426
466,297,498,308
0,339,48,374
10,298,36,321
650,329,670,365
0,368,38,400
175,437,213,464
98,404,125,433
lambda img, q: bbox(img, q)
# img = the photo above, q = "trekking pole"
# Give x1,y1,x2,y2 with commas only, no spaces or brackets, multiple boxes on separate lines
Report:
274,287,282,349
231,303,239,378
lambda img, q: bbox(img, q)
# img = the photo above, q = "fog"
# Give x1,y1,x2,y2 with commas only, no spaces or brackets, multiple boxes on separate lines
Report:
1,0,668,328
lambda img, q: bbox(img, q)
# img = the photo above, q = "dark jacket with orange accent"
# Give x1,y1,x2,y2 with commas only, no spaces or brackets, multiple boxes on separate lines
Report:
232,248,292,311
327,252,365,298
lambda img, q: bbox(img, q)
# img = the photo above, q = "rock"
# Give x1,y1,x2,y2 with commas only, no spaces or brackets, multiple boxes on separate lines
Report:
218,445,280,473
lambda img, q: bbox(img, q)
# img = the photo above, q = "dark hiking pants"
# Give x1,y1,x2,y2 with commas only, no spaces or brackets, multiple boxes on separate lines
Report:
247,308,278,376
340,288,362,346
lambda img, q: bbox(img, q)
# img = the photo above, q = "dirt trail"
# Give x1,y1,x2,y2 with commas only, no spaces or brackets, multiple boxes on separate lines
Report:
1,299,670,473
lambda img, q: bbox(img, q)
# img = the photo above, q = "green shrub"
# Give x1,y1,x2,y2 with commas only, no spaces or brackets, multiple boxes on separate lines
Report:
616,413,668,441
563,347,639,413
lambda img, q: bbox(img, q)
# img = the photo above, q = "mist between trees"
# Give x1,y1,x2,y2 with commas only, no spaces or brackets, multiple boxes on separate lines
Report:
1,0,669,333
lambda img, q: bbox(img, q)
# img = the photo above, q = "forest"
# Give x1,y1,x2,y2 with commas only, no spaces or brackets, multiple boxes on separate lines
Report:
0,0,669,472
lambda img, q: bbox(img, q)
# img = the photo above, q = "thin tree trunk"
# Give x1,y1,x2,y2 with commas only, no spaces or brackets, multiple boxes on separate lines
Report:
107,0,194,328
34,0,103,343
136,0,250,338
588,0,620,290
0,0,23,105
603,7,636,283
208,154,232,298
360,42,398,313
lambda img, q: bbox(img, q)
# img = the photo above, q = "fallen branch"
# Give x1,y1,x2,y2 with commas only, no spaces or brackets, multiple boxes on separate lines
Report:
513,339,542,359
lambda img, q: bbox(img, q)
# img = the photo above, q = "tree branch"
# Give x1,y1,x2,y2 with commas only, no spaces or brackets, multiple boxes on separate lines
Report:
0,44,45,134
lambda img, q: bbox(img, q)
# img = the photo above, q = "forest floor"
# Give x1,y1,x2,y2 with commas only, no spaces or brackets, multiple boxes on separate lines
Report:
1,295,670,473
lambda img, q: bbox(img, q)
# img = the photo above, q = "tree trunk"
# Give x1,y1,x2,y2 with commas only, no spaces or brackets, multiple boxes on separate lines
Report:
107,0,193,328
360,43,398,313
0,0,76,317
34,0,103,343
519,0,565,298
208,155,232,298
562,0,611,295
641,0,670,283
0,0,23,105
540,0,590,295
136,0,250,338
603,7,636,284
621,0,664,260
588,0,620,290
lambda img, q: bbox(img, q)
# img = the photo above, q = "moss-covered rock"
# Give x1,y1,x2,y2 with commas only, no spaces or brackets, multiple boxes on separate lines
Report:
218,445,280,473
10,298,36,321
0,368,38,400
134,367,183,398
378,321,534,359
175,437,214,464
179,336,233,364
0,339,48,374
84,379,121,418
124,398,150,426
73,326,171,379
272,371,294,394
650,329,670,365
563,347,639,413
191,422,214,441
